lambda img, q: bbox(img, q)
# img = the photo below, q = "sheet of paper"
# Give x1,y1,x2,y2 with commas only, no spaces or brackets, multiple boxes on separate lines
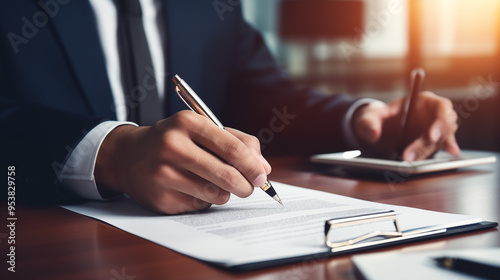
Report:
62,182,481,267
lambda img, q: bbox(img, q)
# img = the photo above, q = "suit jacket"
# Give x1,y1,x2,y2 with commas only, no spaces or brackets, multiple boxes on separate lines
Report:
0,0,356,204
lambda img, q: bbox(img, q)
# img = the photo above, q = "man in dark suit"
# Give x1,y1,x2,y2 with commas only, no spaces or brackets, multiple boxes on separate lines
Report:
1,0,459,214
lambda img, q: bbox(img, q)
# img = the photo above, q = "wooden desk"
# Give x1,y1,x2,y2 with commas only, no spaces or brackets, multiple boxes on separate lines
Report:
4,153,499,280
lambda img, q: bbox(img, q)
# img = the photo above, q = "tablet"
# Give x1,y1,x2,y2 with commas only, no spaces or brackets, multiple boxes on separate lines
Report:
310,150,496,175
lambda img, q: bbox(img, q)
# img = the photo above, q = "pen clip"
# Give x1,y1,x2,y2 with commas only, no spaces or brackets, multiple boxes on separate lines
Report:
172,75,225,129
175,86,197,113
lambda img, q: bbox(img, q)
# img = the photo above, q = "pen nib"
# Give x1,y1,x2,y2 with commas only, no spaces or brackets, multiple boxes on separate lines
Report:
261,180,283,206
273,195,284,206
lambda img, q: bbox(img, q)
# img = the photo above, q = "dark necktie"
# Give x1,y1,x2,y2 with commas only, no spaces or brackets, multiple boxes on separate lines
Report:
115,0,162,125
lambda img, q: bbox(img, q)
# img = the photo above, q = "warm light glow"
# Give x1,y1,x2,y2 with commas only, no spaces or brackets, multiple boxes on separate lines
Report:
420,0,500,57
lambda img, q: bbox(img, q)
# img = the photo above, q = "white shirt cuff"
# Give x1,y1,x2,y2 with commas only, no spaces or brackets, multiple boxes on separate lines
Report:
58,121,138,200
342,98,385,150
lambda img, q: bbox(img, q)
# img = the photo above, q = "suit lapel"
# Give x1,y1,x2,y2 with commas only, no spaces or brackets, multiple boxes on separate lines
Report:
49,0,115,119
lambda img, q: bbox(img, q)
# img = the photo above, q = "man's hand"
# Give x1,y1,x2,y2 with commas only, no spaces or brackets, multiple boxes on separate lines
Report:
94,110,272,214
352,91,461,161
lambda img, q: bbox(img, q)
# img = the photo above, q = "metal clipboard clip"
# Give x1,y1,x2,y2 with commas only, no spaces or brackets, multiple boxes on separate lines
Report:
325,210,401,249
324,210,447,252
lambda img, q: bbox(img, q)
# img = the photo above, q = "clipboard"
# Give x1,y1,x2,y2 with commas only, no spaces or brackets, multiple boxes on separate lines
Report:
227,212,497,272
61,182,499,273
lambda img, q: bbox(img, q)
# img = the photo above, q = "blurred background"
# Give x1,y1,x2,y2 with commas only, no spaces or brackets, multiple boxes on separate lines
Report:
241,0,500,152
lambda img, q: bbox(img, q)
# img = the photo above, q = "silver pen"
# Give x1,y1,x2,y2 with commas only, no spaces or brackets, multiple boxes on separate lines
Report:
172,74,283,206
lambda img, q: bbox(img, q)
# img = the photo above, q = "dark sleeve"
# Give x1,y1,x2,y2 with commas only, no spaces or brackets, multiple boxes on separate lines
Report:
0,2,107,204
222,9,357,156
1,96,102,205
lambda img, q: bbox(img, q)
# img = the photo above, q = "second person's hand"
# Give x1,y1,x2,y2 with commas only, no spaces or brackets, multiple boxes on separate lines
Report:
352,91,461,161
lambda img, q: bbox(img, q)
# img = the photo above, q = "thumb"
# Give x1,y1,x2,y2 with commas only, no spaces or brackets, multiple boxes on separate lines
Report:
354,113,382,144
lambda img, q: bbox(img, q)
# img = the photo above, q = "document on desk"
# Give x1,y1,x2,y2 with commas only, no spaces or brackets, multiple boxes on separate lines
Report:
62,182,495,271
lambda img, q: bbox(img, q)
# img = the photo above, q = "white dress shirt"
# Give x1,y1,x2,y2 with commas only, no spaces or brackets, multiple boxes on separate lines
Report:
59,0,164,199
59,0,376,200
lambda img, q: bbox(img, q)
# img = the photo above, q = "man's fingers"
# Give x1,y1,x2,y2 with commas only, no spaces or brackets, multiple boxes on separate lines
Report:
162,111,264,197
430,106,460,156
156,165,231,206
112,111,267,215
353,104,385,144
401,92,461,162
403,123,445,161
356,116,381,144
402,137,439,161
168,137,255,198
191,122,268,191
146,190,213,214
226,127,272,174
402,132,459,162
444,135,461,156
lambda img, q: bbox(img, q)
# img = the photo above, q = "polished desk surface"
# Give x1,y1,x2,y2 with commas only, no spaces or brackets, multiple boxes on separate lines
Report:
6,153,500,280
